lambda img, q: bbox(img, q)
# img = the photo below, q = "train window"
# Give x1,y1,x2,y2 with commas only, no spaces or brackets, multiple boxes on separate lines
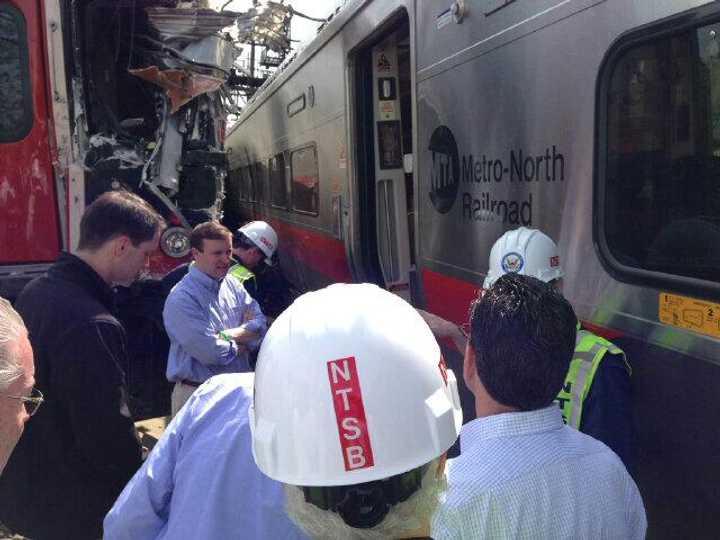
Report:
0,4,33,143
253,161,266,204
227,167,242,204
290,145,319,215
269,153,288,208
237,167,245,201
248,164,257,203
598,19,720,290
238,166,251,201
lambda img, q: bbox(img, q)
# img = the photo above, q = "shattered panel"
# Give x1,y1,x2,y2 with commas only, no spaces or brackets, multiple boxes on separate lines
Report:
77,3,269,235
129,66,224,113
181,35,241,72
146,7,240,42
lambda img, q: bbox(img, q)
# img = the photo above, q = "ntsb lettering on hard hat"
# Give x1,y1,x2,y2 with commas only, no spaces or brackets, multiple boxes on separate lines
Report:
327,357,375,471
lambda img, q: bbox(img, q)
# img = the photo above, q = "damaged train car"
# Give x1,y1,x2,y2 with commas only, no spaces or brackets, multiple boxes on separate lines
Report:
1,0,260,417
0,0,249,301
85,3,238,237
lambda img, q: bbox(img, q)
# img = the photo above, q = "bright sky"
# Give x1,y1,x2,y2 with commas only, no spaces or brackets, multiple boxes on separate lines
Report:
212,0,342,48
209,0,341,111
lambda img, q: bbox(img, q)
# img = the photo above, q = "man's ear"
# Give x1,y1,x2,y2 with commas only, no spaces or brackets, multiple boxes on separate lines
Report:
111,235,131,258
463,342,478,391
436,453,448,477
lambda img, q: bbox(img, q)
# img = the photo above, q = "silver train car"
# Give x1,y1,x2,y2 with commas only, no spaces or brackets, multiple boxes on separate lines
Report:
225,1,720,536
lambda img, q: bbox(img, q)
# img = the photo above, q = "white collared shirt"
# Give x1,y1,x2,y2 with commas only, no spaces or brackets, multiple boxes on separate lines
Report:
433,406,646,539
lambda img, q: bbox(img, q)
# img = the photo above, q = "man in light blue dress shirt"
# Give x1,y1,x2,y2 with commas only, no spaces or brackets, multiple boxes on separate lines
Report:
103,373,309,540
433,274,646,539
163,221,266,416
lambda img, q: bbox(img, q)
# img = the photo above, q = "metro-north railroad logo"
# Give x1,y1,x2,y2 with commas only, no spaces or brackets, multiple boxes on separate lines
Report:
429,126,460,214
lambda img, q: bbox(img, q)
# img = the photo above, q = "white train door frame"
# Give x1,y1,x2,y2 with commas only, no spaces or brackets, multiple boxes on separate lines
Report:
347,10,415,297
371,29,414,300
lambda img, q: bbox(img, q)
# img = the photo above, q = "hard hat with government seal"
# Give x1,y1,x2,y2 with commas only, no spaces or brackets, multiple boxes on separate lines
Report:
250,283,463,489
483,227,564,289
238,221,278,265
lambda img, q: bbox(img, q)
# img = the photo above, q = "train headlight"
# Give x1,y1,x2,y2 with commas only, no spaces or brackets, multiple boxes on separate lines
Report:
160,227,191,258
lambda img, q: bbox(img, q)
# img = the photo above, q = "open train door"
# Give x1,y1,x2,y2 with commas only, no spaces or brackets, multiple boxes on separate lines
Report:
351,14,415,300
0,0,62,300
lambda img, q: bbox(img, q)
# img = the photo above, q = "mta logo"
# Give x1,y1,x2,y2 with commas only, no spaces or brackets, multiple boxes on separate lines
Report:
429,126,459,214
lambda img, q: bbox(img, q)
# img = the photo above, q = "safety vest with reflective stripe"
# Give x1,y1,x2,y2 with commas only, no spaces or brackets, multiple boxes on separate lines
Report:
556,327,628,429
229,264,255,284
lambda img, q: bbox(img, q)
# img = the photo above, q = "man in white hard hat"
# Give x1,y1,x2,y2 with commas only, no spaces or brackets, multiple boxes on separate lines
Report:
105,284,460,540
251,283,463,540
231,221,294,321
433,273,646,539
483,227,635,473
162,221,294,322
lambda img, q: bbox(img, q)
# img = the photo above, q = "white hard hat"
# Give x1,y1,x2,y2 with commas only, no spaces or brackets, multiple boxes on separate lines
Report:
250,283,462,487
483,227,564,289
238,221,278,265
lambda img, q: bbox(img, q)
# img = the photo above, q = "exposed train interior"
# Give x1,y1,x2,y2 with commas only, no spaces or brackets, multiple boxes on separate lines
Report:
63,0,240,258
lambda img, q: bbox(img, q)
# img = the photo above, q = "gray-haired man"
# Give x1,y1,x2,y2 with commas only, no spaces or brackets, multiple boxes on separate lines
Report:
0,298,40,475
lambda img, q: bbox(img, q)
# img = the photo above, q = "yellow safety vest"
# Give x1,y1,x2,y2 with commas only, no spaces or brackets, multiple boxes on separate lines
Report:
556,326,628,429
229,264,255,284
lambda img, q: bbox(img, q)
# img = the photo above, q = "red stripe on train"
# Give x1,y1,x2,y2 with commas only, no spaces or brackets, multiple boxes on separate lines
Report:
580,322,623,341
420,268,623,341
270,220,352,282
421,268,480,325
255,221,624,342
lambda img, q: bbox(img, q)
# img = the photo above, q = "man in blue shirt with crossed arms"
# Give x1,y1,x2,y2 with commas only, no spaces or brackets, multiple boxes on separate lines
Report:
163,221,266,416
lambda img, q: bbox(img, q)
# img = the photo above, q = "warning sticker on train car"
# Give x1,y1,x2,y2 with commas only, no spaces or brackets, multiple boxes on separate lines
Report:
379,100,396,120
658,292,720,339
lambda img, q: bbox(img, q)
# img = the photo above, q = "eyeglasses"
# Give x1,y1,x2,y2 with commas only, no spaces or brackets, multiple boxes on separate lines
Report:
2,387,44,416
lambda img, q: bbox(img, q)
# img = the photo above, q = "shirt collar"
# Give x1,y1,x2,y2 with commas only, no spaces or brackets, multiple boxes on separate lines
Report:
188,263,223,292
50,252,117,312
460,406,564,451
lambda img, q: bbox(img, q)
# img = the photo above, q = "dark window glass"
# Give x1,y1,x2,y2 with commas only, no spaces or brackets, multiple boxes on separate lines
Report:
253,161,266,203
601,22,720,285
247,165,257,202
246,166,255,201
227,167,242,203
0,5,32,142
291,145,319,215
238,166,251,201
270,153,288,208
236,167,245,201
